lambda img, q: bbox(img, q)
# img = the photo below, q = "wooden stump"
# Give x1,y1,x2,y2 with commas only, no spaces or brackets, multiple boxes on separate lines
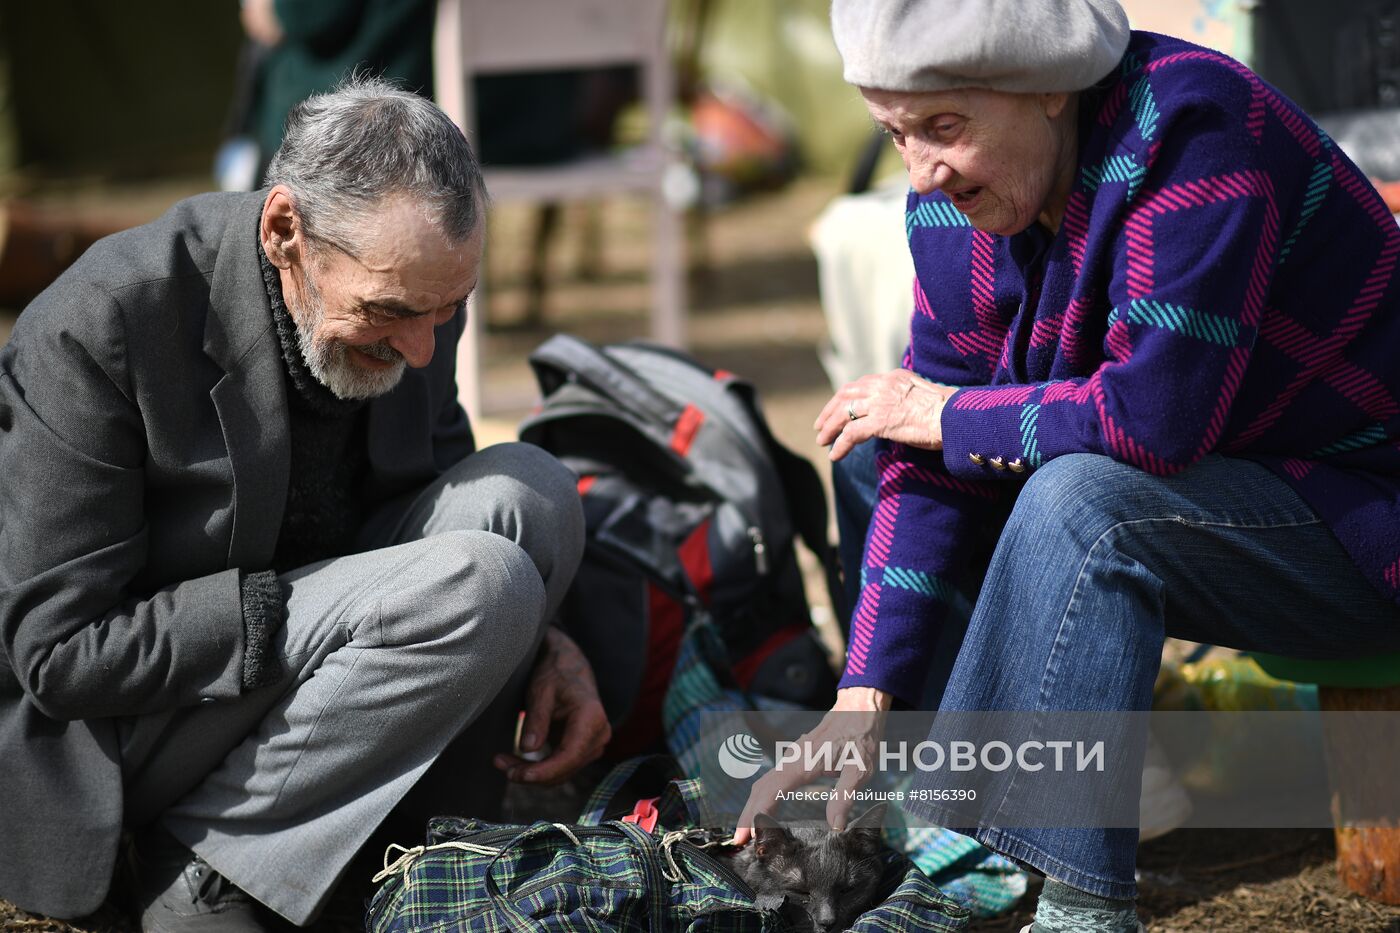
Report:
1319,684,1400,905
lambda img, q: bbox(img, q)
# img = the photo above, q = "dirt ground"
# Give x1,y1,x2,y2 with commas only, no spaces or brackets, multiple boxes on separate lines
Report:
3,177,1399,932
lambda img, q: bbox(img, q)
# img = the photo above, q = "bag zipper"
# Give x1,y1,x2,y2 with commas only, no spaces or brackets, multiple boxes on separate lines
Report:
673,839,757,900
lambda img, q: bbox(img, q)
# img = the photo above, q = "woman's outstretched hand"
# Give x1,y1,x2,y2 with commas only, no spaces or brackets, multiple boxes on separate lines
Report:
732,685,894,845
815,370,958,462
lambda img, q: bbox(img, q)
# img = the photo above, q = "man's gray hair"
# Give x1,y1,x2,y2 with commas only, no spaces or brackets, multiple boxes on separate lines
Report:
265,74,485,252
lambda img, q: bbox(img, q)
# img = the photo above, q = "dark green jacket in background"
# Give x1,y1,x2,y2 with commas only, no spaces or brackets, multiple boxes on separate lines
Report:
253,0,435,161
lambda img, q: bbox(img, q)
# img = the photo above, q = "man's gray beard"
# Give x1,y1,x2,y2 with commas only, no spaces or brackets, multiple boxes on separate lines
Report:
293,269,406,400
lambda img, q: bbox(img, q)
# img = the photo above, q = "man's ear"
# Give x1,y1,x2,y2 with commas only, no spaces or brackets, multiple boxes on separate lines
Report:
260,185,303,270
753,813,794,860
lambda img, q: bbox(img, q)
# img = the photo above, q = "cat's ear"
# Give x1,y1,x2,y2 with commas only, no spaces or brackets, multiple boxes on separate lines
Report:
843,802,887,839
753,813,794,860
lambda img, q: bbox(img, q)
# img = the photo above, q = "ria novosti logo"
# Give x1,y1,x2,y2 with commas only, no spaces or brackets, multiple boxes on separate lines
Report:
717,733,765,779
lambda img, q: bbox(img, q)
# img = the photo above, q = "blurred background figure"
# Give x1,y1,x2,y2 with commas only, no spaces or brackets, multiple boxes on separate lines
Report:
236,0,437,186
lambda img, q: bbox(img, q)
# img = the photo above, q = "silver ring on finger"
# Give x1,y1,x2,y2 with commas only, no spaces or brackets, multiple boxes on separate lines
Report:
847,403,860,422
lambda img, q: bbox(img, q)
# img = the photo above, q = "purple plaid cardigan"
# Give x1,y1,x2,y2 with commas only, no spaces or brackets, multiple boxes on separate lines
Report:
842,31,1400,704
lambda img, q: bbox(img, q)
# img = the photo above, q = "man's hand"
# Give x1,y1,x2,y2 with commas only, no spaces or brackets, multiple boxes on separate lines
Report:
493,626,610,784
815,370,958,462
732,686,894,845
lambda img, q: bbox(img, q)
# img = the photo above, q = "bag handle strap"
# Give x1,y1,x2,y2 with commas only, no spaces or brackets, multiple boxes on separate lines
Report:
577,754,680,826
529,334,683,429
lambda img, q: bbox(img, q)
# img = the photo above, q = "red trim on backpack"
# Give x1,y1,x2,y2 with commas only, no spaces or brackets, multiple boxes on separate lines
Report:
731,621,809,689
677,519,714,606
713,369,735,381
577,475,597,496
605,582,685,758
621,797,661,833
669,404,705,456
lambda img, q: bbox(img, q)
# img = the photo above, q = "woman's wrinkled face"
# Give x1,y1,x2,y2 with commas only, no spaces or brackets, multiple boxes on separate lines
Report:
861,86,1076,235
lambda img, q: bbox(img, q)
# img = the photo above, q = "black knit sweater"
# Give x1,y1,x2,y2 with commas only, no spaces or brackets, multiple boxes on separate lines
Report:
239,241,371,690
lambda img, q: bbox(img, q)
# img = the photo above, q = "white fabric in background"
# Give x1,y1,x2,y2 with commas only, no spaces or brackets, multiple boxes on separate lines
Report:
809,179,916,390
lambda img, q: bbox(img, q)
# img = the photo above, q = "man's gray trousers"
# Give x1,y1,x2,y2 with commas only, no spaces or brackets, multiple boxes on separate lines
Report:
115,442,584,924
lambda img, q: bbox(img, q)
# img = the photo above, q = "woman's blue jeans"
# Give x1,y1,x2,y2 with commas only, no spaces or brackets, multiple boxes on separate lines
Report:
831,449,1400,899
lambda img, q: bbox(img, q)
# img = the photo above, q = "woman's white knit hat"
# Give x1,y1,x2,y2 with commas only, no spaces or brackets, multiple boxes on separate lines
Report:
831,0,1131,94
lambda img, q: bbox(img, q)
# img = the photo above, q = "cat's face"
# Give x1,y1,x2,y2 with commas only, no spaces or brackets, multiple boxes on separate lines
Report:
747,804,889,933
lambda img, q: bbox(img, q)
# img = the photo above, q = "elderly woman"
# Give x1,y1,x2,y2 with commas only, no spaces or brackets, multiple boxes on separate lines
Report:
739,1,1400,930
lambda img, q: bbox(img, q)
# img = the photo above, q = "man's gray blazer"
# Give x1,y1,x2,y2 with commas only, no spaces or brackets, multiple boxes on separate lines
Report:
0,191,475,916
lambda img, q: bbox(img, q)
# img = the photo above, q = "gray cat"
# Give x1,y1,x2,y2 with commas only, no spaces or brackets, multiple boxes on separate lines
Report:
724,803,890,932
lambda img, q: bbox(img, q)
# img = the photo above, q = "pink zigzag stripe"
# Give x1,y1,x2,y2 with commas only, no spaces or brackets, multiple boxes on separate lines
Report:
1061,297,1096,369
1089,371,1173,474
1062,191,1091,275
1125,171,1275,310
1281,458,1314,482
998,334,1015,372
875,454,998,500
845,583,881,672
1098,79,1129,127
1146,50,1267,141
1385,558,1400,592
1262,316,1400,420
1335,146,1400,230
863,452,908,566
1195,178,1280,457
914,275,935,320
1123,222,1154,299
1265,92,1323,158
951,384,1038,410
948,330,1003,360
1195,346,1253,459
1232,159,1400,448
970,232,996,319
1104,319,1134,361
1042,379,1083,405
901,461,1000,500
1029,313,1065,349
1321,359,1400,420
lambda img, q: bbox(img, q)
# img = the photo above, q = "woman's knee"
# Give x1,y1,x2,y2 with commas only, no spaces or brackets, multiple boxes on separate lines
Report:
1006,454,1149,546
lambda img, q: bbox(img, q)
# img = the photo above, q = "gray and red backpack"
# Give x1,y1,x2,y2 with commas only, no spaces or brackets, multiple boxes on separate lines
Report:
519,334,844,756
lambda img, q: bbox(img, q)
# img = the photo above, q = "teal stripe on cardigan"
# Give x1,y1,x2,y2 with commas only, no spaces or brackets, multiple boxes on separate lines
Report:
1312,425,1389,458
1279,159,1334,263
1080,154,1147,200
881,565,956,602
1019,403,1044,467
1108,298,1242,346
907,199,972,237
1129,76,1160,141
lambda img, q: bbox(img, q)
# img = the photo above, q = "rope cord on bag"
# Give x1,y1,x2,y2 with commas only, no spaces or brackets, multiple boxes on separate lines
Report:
372,823,584,884
372,841,503,883
657,829,734,883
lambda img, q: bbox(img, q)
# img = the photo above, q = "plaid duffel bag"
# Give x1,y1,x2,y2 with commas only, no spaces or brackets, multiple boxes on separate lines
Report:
366,757,970,932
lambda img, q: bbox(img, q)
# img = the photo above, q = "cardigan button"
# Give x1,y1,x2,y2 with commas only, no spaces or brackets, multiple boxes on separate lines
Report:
1008,458,1027,473
969,452,986,466
990,457,1007,471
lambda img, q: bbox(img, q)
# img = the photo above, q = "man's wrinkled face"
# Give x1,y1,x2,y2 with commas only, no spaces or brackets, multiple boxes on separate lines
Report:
284,197,482,400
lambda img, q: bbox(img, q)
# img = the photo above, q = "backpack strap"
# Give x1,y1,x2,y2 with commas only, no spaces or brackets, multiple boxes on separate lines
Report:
529,334,682,429
728,381,850,627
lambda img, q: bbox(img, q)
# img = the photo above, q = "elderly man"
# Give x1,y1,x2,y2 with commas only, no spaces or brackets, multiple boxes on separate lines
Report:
0,77,602,930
